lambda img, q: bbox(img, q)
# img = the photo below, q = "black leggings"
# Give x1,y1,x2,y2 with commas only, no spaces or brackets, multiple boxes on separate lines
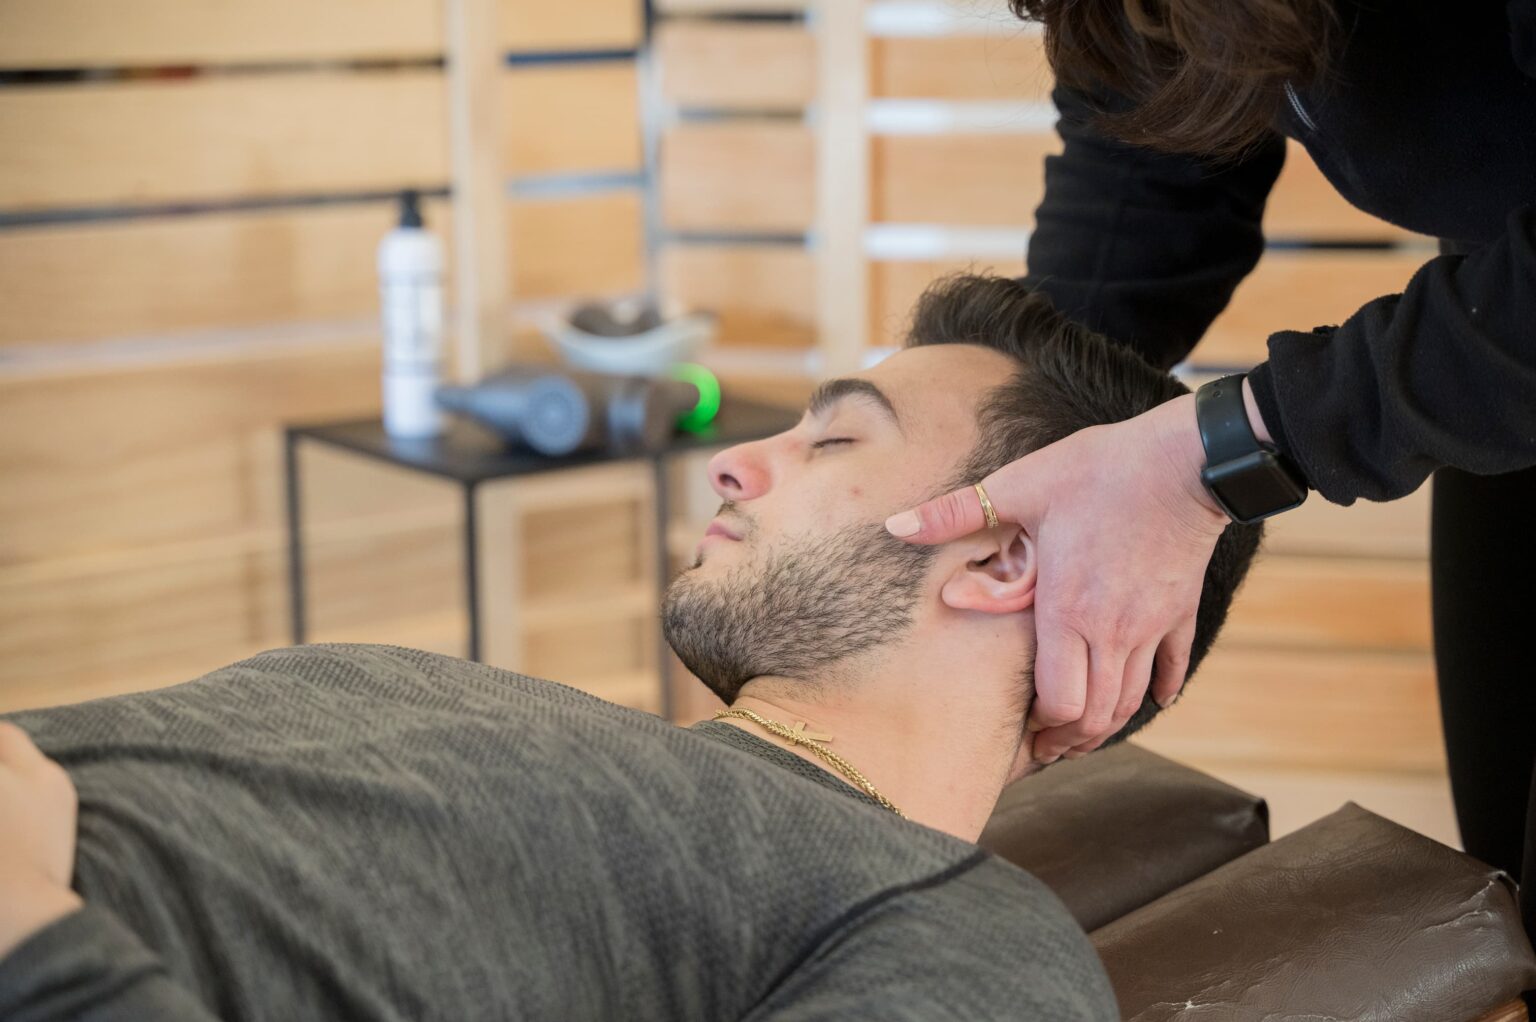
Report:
1430,464,1536,942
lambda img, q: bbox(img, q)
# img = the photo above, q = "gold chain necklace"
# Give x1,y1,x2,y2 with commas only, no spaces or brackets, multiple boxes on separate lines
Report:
713,708,906,819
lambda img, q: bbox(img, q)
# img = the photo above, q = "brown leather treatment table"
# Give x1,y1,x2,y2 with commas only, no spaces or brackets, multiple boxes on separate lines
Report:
979,745,1536,1021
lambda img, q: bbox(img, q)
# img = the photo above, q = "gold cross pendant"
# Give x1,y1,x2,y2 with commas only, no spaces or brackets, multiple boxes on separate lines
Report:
788,721,834,743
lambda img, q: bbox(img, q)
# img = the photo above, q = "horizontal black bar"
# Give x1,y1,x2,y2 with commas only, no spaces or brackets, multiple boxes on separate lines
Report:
510,170,648,198
0,58,443,85
654,10,806,24
1264,237,1402,252
505,48,639,66
0,186,452,230
0,46,648,85
662,229,808,247
674,106,806,122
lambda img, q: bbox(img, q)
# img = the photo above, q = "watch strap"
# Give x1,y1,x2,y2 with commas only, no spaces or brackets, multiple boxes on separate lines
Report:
1196,374,1259,464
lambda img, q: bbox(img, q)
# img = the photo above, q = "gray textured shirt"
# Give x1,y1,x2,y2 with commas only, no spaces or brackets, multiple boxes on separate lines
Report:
0,643,1115,1021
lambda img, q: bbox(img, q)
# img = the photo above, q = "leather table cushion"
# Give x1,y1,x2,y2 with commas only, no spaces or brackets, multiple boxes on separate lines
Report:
1093,802,1536,1022
979,743,1269,931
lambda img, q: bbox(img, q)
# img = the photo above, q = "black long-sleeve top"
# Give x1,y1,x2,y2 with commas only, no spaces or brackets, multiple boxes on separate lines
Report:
1023,0,1536,504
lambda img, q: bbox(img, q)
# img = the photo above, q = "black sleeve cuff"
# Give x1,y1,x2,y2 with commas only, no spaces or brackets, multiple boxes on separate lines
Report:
1244,359,1312,491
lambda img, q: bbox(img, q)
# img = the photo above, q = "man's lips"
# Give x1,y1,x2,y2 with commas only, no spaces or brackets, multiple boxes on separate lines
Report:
703,520,741,542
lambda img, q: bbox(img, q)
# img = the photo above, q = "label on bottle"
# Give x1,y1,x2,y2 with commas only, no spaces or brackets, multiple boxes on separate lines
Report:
381,280,444,372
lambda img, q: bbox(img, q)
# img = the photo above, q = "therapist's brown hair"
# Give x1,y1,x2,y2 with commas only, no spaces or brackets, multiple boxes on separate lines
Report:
1011,0,1337,158
906,273,1262,744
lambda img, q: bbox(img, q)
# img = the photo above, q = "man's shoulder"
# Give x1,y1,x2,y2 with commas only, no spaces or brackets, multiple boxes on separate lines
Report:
4,643,671,770
747,851,1117,1020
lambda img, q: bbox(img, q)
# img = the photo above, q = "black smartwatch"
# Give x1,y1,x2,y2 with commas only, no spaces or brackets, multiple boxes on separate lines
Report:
1195,374,1308,525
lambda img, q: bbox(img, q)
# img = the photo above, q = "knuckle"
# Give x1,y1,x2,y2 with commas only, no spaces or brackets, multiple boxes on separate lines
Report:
1039,697,1087,724
1078,711,1114,735
930,493,971,535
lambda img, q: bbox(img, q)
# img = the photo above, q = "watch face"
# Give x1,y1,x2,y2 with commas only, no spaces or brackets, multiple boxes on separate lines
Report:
1201,450,1308,524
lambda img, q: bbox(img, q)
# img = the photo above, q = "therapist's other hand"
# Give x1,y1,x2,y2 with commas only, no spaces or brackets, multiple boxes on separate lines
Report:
884,392,1228,763
0,721,82,958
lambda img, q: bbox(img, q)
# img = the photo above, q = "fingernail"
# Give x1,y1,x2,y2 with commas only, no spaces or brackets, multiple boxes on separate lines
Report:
884,511,920,538
1026,718,1047,733
1155,693,1176,709
1038,754,1061,766
1062,749,1086,760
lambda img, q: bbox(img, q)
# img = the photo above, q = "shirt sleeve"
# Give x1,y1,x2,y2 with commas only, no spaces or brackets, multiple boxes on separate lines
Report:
1022,85,1285,370
1247,207,1536,504
0,906,221,1022
740,856,1119,1022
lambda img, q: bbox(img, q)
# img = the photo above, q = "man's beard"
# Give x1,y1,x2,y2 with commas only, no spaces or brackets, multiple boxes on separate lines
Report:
661,521,938,704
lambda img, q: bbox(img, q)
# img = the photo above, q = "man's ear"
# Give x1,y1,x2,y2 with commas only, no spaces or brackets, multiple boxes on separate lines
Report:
939,526,1036,614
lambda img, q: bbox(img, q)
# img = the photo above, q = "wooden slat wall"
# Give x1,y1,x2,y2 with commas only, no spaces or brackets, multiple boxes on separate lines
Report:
870,257,1025,345
871,133,1056,225
657,22,816,109
0,0,643,67
0,2,655,713
660,246,817,348
0,0,444,67
1201,250,1423,366
0,199,450,346
660,122,816,232
499,0,644,51
653,15,820,360
504,62,642,175
0,71,451,210
0,191,645,346
508,191,646,299
872,34,1053,101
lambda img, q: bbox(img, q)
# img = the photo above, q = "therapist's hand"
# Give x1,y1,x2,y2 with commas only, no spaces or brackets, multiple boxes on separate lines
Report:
0,721,82,959
884,392,1229,763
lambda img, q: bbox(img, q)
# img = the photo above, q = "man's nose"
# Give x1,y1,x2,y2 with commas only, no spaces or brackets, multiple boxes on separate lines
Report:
707,440,772,501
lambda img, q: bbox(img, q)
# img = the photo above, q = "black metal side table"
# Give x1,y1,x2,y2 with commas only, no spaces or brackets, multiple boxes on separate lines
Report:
283,396,799,719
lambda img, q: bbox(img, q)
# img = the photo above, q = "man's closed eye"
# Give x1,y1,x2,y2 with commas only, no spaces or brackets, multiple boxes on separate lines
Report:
811,438,855,450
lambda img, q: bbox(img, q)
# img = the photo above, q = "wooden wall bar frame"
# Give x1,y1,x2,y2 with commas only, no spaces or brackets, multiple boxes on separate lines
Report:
812,0,870,377
447,0,509,380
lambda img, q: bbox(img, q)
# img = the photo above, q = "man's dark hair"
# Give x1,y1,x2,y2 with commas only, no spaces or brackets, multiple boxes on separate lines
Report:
906,273,1262,744
1010,0,1337,159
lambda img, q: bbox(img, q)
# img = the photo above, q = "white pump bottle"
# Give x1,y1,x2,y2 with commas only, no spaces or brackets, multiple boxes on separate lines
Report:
377,190,446,438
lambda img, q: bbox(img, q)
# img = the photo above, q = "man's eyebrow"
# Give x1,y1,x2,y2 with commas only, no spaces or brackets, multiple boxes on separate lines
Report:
806,377,902,431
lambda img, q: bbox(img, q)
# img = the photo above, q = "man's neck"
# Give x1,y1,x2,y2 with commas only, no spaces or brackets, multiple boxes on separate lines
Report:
722,662,1032,842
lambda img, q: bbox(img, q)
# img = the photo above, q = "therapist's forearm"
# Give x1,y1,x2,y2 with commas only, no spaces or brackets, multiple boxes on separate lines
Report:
1242,376,1274,445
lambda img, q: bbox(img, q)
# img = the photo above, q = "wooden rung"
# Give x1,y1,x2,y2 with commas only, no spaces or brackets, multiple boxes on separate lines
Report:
656,22,816,109
1198,250,1425,369
508,190,646,301
1226,555,1430,653
1263,483,1430,560
504,62,642,177
661,244,818,349
871,133,1059,226
660,123,816,232
0,0,442,69
871,35,1053,101
500,0,644,52
0,338,387,565
0,198,450,347
1133,645,1443,775
870,257,1026,347
0,70,449,211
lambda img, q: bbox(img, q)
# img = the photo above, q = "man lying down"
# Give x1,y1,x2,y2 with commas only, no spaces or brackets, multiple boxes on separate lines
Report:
0,275,1260,1022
